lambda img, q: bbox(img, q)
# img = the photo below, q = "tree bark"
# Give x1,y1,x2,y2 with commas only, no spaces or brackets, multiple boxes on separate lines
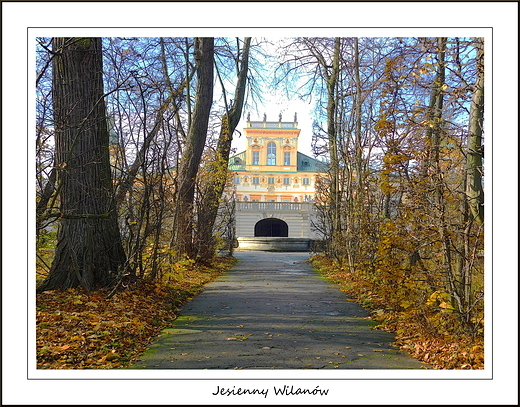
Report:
353,37,364,190
36,166,56,230
195,37,251,262
171,37,214,260
301,37,341,261
423,37,447,176
326,38,342,261
466,38,484,224
37,37,126,293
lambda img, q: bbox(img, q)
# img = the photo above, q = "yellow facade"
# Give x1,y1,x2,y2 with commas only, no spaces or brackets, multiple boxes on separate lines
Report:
228,117,327,203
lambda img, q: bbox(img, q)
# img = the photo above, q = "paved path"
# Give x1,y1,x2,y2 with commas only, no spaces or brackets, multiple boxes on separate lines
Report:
130,251,429,369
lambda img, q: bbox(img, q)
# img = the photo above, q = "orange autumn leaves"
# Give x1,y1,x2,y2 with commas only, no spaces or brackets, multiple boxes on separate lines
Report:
311,255,484,370
36,257,235,369
37,285,173,369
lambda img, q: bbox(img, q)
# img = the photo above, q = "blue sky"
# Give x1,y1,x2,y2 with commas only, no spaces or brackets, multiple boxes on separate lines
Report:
233,96,316,157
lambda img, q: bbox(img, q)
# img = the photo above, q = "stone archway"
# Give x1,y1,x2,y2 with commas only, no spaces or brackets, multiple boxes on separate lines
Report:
254,218,288,237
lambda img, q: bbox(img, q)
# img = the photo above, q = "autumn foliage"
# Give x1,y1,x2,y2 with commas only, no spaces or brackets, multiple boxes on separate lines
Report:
35,36,485,371
308,37,484,370
311,255,484,369
36,257,236,369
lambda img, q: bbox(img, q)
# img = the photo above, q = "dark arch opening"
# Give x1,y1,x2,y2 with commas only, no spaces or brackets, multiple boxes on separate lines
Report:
254,218,288,237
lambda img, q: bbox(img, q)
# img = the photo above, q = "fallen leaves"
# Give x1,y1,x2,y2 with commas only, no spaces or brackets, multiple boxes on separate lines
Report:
226,334,251,341
311,255,484,370
372,308,485,369
36,257,236,369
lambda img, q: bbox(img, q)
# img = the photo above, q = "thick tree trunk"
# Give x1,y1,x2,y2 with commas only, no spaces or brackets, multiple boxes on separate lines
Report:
195,38,251,263
171,37,214,260
37,37,126,293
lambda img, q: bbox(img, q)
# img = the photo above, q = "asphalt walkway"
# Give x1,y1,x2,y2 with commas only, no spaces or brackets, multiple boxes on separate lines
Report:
130,251,430,369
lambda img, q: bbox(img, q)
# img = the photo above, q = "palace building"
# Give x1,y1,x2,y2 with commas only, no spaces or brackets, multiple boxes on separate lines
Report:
227,113,327,244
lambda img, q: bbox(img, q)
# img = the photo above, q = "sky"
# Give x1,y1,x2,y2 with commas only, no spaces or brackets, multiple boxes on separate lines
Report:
232,96,316,157
230,37,318,158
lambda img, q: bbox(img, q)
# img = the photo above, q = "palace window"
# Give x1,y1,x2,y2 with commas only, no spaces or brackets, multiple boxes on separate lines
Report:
252,151,259,165
283,177,290,185
267,142,276,165
303,177,310,185
268,177,275,184
234,176,240,184
252,176,259,185
284,152,291,166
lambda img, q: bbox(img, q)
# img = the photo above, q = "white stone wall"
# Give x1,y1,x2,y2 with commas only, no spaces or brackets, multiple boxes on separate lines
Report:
234,202,320,239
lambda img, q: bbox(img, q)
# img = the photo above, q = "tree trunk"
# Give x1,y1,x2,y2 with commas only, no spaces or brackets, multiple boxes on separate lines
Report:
36,165,56,232
37,37,126,293
171,37,214,260
466,38,484,224
195,38,251,263
353,37,364,190
327,38,342,261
